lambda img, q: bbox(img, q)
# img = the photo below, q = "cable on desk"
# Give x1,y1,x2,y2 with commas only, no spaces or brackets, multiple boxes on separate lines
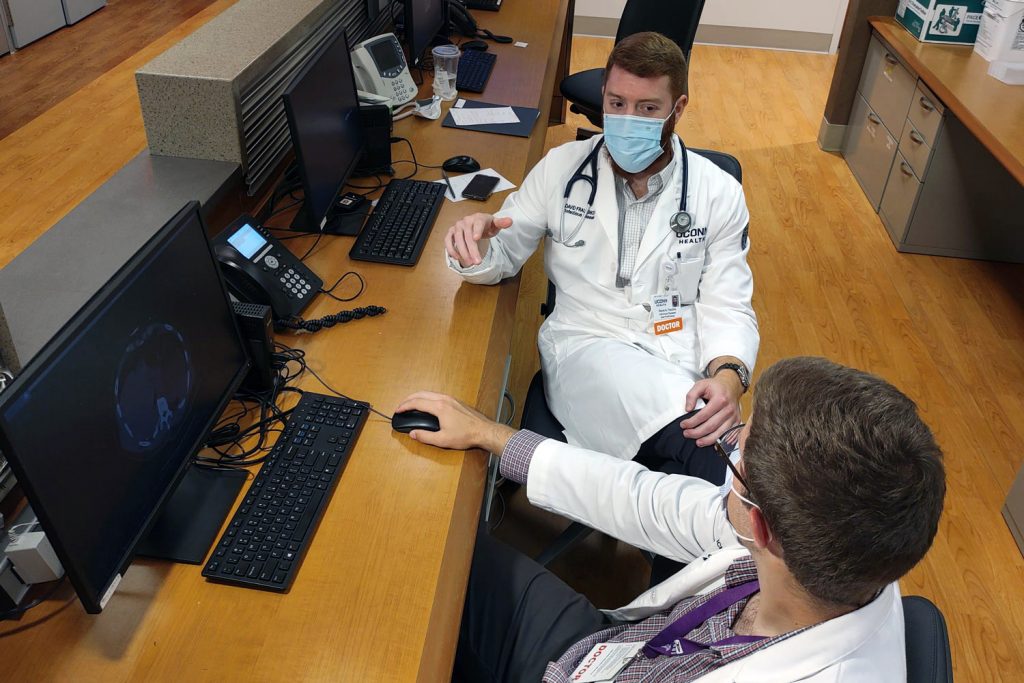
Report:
321,271,366,303
0,576,69,626
298,359,394,421
275,305,387,334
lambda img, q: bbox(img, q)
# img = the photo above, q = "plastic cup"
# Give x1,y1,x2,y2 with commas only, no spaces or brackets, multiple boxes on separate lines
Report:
432,44,460,101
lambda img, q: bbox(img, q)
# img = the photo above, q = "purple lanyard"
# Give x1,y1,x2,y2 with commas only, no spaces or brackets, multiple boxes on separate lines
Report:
642,580,764,658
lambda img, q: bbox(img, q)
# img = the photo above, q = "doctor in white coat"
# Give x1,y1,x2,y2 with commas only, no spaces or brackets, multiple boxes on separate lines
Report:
396,357,946,682
445,32,758,475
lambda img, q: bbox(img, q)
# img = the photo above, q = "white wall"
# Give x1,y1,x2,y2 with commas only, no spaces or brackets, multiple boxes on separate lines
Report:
574,0,851,52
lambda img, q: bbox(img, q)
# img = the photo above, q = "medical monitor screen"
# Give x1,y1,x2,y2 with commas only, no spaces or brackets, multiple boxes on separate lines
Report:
283,27,363,232
406,0,447,65
0,202,249,614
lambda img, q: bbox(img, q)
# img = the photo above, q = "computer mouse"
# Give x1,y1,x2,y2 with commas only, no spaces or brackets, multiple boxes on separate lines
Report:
392,409,441,434
462,40,489,52
443,155,481,173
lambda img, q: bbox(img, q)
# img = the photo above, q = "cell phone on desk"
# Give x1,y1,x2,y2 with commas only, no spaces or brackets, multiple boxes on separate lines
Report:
462,174,500,201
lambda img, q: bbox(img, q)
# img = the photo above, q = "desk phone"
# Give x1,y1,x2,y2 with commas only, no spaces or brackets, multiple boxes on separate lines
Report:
213,215,323,320
350,33,417,107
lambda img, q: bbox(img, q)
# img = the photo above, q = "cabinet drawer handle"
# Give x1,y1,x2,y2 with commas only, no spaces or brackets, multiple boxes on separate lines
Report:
884,53,899,65
919,97,935,112
868,113,882,125
899,162,915,178
909,130,925,145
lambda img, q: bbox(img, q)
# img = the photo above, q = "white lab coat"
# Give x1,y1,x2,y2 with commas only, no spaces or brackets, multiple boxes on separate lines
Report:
526,438,908,682
447,136,759,458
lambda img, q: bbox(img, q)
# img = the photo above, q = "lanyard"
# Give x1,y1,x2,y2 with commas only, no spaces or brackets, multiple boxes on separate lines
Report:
642,580,764,658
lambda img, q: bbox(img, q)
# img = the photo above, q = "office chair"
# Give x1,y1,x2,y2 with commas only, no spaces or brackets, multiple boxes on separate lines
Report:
903,596,954,683
559,0,707,135
522,148,742,567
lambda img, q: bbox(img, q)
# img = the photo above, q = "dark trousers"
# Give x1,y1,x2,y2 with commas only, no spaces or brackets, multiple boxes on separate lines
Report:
635,417,727,485
453,530,609,683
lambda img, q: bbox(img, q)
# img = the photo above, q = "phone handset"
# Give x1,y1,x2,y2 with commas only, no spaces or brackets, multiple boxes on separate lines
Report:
350,33,418,108
212,215,323,321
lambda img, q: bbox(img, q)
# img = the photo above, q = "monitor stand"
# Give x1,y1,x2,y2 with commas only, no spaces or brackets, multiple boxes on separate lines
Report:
289,204,365,236
135,465,247,564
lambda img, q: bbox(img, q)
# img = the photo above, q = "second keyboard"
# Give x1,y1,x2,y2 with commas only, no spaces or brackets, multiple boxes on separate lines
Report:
350,178,446,267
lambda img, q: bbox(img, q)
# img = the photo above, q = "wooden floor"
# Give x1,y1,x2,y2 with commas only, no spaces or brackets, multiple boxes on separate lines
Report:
0,14,1022,682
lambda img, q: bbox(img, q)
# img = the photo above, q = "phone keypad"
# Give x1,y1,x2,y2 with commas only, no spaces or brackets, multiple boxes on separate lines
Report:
279,267,313,300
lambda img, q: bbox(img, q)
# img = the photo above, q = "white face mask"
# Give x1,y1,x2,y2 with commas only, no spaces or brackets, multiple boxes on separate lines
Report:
722,482,760,544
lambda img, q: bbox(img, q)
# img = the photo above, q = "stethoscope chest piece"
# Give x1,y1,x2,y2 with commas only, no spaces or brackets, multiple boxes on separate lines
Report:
670,210,694,238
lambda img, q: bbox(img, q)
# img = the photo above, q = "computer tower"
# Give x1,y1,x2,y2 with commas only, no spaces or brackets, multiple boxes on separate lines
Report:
354,104,393,177
231,301,276,394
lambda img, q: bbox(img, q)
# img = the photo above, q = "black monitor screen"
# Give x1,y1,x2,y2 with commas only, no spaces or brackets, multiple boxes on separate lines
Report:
406,0,447,65
0,202,249,613
283,27,363,232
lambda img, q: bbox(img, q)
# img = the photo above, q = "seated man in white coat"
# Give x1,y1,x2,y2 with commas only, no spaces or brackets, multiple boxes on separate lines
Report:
444,32,758,481
396,356,946,682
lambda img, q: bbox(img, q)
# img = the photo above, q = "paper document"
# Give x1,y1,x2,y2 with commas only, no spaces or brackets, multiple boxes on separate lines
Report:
449,106,520,126
435,168,516,203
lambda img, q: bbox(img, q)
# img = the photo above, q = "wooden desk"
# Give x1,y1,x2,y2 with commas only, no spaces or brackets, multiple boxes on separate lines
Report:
869,17,1024,185
0,0,571,680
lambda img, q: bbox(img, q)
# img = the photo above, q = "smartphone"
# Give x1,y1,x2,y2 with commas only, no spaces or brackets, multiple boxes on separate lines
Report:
462,174,500,201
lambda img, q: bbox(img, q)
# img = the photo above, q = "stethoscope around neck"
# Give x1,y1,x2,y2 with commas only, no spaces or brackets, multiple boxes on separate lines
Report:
552,134,695,248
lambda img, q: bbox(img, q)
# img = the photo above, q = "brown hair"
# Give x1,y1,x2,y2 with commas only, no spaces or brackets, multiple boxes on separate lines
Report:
603,32,689,99
744,357,945,608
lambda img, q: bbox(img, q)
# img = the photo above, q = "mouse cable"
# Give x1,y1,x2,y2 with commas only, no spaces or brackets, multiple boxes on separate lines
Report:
272,341,393,421
477,28,513,44
321,271,366,303
275,305,387,334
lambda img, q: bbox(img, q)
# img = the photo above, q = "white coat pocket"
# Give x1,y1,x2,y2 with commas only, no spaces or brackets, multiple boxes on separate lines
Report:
676,256,703,304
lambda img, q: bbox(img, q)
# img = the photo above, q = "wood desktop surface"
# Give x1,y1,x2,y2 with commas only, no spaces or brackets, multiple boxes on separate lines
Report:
870,16,1024,185
0,0,571,680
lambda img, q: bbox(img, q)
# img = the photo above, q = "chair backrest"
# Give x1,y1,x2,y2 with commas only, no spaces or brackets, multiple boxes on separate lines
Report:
615,0,707,58
902,596,954,683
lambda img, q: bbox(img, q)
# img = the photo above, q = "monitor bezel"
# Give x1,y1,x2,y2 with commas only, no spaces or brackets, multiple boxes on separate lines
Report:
0,201,251,614
282,26,365,233
405,0,449,67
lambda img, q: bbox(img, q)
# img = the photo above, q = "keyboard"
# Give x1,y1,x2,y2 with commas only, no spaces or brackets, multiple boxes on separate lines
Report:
456,50,497,93
349,178,446,266
466,0,502,10
202,391,368,591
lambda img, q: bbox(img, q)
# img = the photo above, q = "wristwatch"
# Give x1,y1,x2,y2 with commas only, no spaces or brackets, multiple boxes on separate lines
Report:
710,362,750,392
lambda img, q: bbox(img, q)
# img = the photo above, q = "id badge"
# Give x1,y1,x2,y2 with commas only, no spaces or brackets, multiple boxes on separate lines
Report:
651,292,683,336
568,642,645,682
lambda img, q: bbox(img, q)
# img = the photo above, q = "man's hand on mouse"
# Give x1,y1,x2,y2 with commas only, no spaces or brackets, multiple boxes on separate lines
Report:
395,391,517,452
445,213,514,268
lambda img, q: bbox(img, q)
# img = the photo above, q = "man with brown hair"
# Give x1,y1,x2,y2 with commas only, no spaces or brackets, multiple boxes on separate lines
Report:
396,357,946,681
444,32,758,482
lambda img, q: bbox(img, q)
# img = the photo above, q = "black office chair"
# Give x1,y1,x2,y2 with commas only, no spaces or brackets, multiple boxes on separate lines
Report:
559,0,707,134
522,147,742,567
903,595,954,683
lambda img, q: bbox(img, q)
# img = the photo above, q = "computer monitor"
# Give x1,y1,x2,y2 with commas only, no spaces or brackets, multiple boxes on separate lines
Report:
283,27,365,236
0,202,250,614
405,0,448,66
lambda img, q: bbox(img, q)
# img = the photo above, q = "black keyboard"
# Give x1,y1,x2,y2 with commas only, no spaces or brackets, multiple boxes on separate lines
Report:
466,0,502,10
349,178,446,266
456,50,497,94
202,391,368,591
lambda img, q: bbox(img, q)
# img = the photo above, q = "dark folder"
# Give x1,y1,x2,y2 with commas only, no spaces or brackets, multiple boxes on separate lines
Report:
441,99,540,138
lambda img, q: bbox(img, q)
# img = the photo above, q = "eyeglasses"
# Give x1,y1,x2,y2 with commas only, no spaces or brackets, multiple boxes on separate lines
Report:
713,423,756,505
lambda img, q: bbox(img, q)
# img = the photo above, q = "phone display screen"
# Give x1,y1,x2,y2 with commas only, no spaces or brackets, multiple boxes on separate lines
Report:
368,40,401,72
227,224,267,259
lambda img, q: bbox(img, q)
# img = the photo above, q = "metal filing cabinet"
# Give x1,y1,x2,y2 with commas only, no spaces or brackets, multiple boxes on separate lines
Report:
844,30,1024,262
844,37,918,210
61,0,105,25
0,1,11,56
6,0,66,48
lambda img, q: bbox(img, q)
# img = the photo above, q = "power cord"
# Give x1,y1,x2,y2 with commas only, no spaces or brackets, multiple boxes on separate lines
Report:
0,576,70,625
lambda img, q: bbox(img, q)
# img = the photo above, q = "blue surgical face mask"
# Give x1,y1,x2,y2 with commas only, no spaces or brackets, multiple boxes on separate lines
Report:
602,112,672,173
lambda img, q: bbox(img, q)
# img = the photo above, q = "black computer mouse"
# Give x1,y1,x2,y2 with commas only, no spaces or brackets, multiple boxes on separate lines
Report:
462,40,489,52
443,155,481,173
392,409,441,434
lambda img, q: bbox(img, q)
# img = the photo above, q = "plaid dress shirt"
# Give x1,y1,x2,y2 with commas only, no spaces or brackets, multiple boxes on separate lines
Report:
499,431,805,682
611,149,676,288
